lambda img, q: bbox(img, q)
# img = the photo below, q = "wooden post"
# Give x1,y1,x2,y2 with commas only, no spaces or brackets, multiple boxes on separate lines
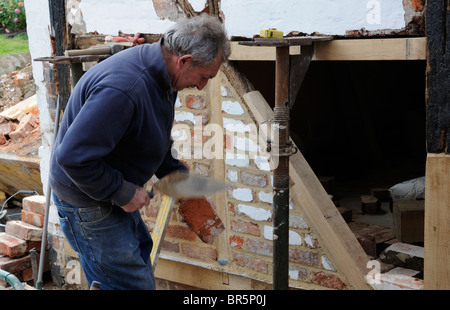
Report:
424,0,450,290
49,0,71,110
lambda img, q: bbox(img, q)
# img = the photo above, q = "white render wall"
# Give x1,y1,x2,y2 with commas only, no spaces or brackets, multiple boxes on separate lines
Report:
77,0,406,37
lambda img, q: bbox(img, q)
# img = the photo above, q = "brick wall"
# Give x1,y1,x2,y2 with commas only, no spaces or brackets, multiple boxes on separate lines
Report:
42,68,351,290
141,71,351,290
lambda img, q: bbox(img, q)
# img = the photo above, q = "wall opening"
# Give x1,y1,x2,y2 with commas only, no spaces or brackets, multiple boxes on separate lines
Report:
237,59,427,229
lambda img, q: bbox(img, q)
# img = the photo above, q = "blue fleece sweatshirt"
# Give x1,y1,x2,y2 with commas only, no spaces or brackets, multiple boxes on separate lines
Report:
49,40,188,207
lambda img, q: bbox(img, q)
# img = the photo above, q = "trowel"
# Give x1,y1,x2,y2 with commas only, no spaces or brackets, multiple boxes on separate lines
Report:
149,171,226,200
149,171,226,269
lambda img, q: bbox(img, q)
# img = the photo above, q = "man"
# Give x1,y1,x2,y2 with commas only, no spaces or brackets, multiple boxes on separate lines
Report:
49,15,230,290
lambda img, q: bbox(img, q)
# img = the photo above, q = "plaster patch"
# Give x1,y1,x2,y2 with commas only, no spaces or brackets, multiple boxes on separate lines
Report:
232,188,253,202
222,100,244,115
237,204,272,221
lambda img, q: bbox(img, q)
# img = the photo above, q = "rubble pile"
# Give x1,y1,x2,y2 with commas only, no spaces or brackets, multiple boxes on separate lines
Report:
0,64,40,156
0,64,36,111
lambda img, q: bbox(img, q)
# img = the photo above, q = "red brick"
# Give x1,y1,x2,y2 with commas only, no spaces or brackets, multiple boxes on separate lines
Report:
161,240,180,253
0,233,27,257
231,219,260,236
240,171,268,188
22,195,46,215
5,220,42,241
232,252,267,273
8,114,38,141
181,243,217,261
185,95,206,110
0,121,17,135
21,209,44,228
0,133,6,145
289,248,319,266
22,267,34,282
0,254,31,274
229,235,244,249
166,225,198,241
246,238,272,256
310,271,346,290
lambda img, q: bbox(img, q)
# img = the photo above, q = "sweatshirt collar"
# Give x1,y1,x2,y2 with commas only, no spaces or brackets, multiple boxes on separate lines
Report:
141,39,174,95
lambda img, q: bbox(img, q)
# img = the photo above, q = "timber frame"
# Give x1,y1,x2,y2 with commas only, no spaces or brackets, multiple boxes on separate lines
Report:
424,0,450,290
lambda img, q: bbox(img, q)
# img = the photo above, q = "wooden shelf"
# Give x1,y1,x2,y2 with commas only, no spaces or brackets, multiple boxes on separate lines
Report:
230,37,426,61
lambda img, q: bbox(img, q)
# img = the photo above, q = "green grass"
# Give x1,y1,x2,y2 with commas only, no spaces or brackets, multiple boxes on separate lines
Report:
0,32,29,55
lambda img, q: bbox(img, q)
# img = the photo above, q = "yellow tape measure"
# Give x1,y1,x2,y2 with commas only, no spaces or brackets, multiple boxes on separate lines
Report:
260,28,284,38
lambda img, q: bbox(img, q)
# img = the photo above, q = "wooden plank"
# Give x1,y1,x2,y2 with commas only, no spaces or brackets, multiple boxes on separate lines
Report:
424,153,450,290
150,195,176,270
229,37,427,61
154,257,272,290
243,91,371,290
208,72,230,265
0,153,43,197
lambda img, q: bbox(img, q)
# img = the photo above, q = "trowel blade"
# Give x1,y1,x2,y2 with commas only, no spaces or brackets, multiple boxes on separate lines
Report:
154,171,226,200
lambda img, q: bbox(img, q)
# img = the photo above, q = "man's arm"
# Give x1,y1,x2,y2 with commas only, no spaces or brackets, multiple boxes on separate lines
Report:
53,87,137,207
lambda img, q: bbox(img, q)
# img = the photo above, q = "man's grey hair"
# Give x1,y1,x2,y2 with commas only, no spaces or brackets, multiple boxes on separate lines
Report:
163,14,230,66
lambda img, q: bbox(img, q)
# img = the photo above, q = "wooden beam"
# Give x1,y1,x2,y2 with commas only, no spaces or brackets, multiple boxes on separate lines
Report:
229,37,427,61
425,0,450,153
424,154,450,290
243,91,371,290
208,72,230,266
154,256,272,290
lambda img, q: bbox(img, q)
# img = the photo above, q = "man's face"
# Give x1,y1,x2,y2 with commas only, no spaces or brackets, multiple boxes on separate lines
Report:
172,52,223,91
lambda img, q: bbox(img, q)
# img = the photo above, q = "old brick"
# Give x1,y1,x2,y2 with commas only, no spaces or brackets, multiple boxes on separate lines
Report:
246,238,272,256
5,220,42,241
229,235,244,249
0,233,27,257
161,240,180,254
21,209,45,228
0,121,17,135
193,162,210,177
166,225,198,241
8,114,38,141
231,219,260,236
289,248,319,266
185,95,206,110
289,265,308,281
240,171,268,188
0,254,31,274
181,243,217,261
310,271,346,290
232,252,267,273
22,195,46,215
0,133,6,145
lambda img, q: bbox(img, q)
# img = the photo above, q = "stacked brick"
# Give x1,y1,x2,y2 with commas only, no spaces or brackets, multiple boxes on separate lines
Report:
0,195,45,284
141,72,349,290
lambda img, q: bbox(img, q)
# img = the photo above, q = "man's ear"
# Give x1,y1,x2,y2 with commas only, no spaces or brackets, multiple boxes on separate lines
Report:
178,54,193,66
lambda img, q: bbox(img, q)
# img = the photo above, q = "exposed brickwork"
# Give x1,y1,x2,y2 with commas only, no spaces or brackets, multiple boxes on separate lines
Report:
138,71,350,289
41,60,350,290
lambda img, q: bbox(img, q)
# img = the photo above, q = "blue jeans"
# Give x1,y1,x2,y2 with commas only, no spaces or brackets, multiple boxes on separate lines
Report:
52,193,155,290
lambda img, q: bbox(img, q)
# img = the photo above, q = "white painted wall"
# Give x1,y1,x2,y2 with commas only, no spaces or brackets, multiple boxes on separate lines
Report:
75,0,406,37
24,0,60,232
222,0,405,37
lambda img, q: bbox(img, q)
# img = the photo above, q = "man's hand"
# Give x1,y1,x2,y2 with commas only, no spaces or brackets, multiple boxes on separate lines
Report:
121,187,150,213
